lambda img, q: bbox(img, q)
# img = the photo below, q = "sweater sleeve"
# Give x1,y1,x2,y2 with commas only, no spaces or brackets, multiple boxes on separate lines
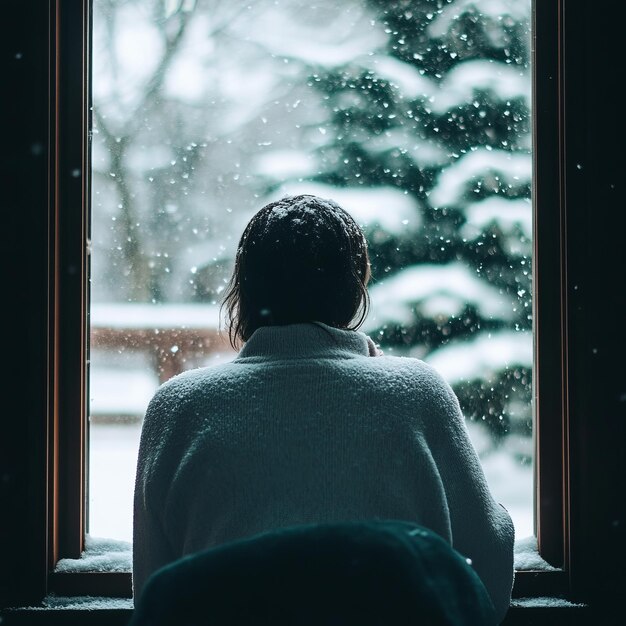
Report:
132,498,175,602
132,386,178,602
423,366,515,624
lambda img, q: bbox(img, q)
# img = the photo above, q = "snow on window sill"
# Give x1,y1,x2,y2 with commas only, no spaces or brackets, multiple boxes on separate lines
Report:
511,597,587,608
514,535,560,571
10,594,134,611
55,535,131,573
10,595,586,613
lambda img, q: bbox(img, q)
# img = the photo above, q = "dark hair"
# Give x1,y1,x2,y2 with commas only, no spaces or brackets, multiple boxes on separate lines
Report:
221,194,371,348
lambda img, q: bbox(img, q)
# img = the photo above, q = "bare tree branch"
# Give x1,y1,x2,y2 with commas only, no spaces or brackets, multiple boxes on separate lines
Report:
123,7,194,137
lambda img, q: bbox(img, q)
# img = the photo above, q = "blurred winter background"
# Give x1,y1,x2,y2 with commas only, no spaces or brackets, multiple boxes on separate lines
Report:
89,0,533,544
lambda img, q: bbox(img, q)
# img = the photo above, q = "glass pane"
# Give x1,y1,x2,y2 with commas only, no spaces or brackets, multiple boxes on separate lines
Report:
89,0,532,543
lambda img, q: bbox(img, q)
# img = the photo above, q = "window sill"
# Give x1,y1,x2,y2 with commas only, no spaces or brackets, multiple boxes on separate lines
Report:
42,567,571,600
40,535,570,601
49,535,562,597
2,598,593,626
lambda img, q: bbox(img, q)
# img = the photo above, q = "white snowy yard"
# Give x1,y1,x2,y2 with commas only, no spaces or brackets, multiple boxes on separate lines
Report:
89,422,142,542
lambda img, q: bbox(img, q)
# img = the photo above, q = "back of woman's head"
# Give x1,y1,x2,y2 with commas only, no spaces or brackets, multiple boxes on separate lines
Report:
222,194,370,347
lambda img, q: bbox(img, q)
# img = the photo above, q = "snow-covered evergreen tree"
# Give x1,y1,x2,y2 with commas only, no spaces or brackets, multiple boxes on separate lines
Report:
261,0,532,452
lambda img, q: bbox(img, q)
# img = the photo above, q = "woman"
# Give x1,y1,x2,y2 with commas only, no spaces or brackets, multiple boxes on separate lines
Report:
133,194,515,621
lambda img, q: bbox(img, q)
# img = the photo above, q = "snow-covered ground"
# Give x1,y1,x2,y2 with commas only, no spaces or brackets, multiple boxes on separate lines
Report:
89,422,142,541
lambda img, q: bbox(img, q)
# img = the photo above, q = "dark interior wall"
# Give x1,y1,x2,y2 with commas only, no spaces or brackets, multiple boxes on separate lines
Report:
3,2,51,606
562,2,626,607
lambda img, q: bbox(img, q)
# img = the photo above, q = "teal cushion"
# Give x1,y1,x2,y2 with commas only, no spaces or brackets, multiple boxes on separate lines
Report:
131,520,496,625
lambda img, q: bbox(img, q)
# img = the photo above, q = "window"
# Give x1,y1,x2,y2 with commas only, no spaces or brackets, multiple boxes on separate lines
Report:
89,0,534,544
2,0,624,622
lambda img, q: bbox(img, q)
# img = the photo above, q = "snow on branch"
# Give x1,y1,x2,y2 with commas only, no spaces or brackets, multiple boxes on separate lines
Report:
365,262,516,332
272,181,422,235
425,329,532,385
429,148,531,207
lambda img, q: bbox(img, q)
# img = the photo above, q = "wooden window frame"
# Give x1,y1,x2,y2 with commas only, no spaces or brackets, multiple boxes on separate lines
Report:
3,0,624,622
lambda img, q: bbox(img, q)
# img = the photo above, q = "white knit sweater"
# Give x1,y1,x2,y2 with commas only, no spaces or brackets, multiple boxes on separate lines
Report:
133,322,514,621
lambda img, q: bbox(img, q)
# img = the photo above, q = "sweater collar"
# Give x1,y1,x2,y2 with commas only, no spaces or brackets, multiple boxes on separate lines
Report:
235,322,371,360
